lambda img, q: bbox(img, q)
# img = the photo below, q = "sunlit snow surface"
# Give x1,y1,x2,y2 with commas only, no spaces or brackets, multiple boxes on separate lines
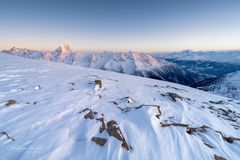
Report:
0,53,240,160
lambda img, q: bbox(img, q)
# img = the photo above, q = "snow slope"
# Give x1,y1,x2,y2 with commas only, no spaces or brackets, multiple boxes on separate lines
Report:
0,53,240,160
2,46,203,86
195,71,240,100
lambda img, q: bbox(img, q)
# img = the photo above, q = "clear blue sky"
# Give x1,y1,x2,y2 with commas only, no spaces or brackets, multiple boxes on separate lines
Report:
0,0,240,52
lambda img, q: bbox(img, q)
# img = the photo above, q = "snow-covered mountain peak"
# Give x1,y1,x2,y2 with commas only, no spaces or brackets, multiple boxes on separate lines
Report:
181,49,194,53
8,47,29,53
1,47,43,59
55,44,72,53
131,53,171,70
51,44,74,62
9,46,17,52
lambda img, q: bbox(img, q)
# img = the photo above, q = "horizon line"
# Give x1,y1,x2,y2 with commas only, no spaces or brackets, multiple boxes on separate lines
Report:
1,45,240,53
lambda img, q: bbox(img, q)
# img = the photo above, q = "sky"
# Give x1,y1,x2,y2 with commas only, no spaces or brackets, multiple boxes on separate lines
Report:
0,0,240,52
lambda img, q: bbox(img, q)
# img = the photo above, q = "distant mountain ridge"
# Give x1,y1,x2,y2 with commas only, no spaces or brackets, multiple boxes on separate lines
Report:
163,59,240,78
194,71,240,100
2,45,204,86
160,50,240,63
157,50,240,100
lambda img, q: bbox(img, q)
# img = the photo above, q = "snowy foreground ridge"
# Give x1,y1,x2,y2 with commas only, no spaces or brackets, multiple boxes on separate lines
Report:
0,54,240,160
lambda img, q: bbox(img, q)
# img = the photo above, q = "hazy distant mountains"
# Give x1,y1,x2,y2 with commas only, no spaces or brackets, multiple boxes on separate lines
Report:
158,50,240,100
157,50,240,78
160,49,240,63
193,71,240,100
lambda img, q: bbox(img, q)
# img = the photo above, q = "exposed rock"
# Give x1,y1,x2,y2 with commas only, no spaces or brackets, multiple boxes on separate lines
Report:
110,101,119,105
126,97,133,104
106,120,131,150
106,120,122,141
135,104,160,109
33,85,42,90
79,109,131,150
91,137,107,146
161,92,184,102
95,80,102,90
186,125,208,135
84,110,97,119
220,136,240,143
209,100,225,105
5,100,17,106
117,106,131,113
186,127,197,135
206,105,239,128
203,142,214,148
168,92,184,102
160,122,189,127
166,85,187,92
0,132,15,141
214,155,226,160
161,121,240,145
120,96,134,104
79,108,91,114
98,118,106,133
155,106,162,119
122,141,132,150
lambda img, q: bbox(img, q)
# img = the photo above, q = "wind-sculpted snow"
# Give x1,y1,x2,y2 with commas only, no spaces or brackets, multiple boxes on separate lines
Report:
0,54,239,160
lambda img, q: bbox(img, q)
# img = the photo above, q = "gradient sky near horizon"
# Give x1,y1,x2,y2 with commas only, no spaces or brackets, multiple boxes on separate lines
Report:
0,0,240,52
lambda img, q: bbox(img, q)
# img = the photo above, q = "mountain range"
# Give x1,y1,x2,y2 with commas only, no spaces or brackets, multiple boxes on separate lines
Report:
194,71,240,100
157,50,240,100
2,45,203,86
2,45,240,100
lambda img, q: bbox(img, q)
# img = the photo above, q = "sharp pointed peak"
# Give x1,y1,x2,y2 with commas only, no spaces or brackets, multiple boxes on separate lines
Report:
55,44,72,53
